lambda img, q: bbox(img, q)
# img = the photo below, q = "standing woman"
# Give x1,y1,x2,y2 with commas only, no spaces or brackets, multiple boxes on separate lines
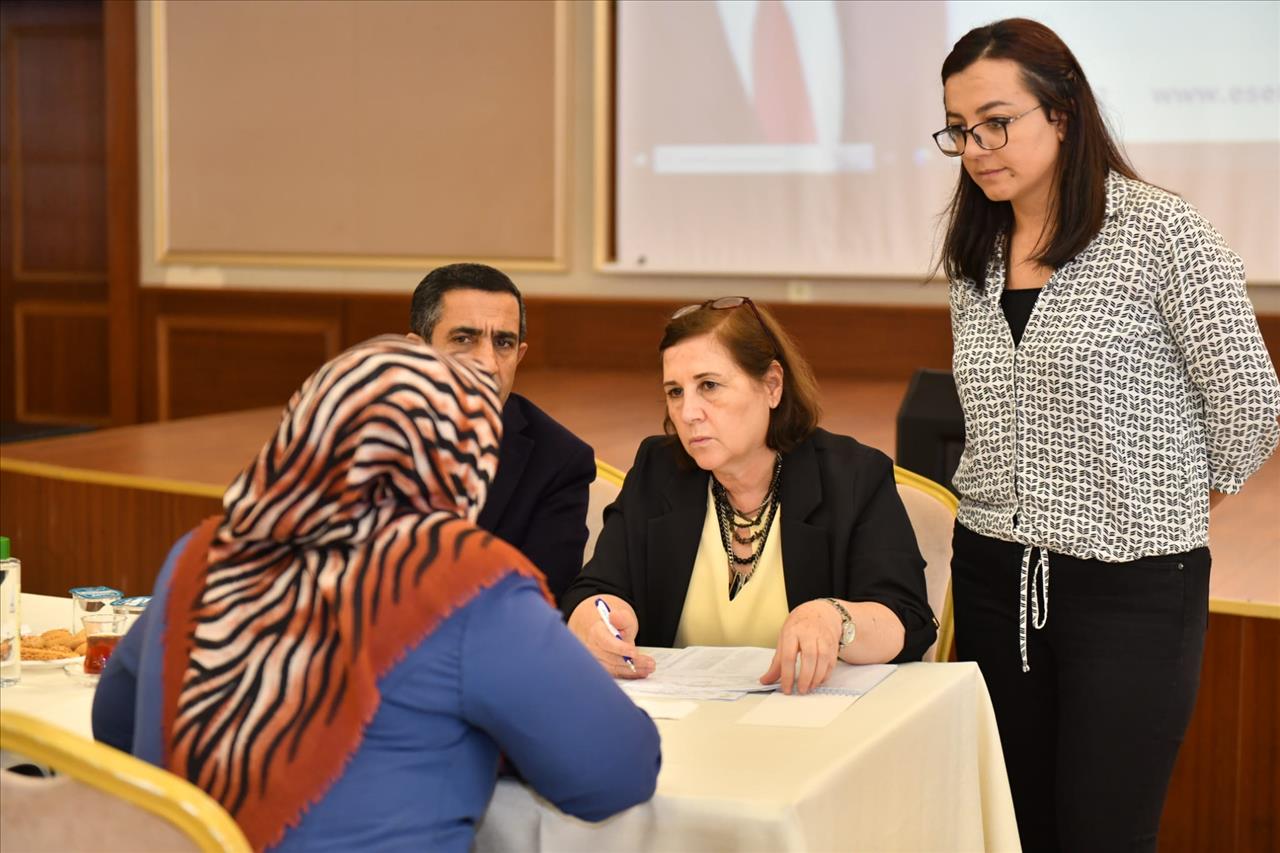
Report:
934,18,1280,853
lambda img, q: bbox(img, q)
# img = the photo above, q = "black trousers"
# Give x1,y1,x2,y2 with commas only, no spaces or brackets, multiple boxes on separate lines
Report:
951,522,1209,853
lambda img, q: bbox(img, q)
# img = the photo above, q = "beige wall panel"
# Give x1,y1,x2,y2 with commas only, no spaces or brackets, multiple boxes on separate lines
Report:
156,0,561,264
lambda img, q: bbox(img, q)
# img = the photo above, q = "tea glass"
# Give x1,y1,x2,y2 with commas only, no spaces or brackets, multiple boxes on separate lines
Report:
81,612,128,675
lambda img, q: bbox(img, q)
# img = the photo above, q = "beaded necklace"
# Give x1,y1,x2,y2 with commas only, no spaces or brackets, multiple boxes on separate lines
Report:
711,454,783,601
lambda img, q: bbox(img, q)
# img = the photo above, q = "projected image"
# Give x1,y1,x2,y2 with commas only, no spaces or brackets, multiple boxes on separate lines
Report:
653,1,871,175
616,0,1280,280
946,1,1280,144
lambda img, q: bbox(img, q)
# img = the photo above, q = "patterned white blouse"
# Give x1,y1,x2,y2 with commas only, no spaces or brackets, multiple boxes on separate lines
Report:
950,173,1280,667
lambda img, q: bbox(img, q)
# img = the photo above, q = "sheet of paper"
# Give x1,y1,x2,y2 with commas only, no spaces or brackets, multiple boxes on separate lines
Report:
630,696,699,720
737,692,858,728
620,684,751,702
616,646,780,701
816,663,896,696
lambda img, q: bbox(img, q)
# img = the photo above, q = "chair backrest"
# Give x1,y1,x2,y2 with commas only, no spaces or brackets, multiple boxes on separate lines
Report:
1,710,250,853
584,459,625,563
893,466,957,663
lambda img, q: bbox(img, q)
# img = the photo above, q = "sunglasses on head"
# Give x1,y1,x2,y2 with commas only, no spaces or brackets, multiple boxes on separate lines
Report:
670,296,779,357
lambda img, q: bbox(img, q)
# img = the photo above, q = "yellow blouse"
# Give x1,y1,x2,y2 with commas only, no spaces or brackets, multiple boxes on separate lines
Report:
674,485,789,648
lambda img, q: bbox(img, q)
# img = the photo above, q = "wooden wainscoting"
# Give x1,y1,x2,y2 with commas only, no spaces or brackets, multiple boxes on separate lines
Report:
11,300,110,424
155,315,340,421
1160,611,1280,852
1259,312,1280,368
133,289,958,421
524,297,956,376
1,0,108,425
0,467,221,597
5,20,106,284
139,288,346,421
132,288,1280,424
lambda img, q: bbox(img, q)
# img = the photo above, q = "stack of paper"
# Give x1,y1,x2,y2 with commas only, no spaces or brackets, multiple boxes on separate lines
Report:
617,646,779,701
739,663,898,728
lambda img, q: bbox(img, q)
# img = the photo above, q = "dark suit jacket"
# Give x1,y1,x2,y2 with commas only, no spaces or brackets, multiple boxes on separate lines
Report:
562,429,937,661
478,393,595,603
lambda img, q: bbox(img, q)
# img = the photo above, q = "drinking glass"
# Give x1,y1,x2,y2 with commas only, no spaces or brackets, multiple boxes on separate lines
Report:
82,612,127,675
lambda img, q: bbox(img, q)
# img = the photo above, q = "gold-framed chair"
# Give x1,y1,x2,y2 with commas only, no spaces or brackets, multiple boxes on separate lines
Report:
893,466,958,663
585,458,625,562
0,710,250,853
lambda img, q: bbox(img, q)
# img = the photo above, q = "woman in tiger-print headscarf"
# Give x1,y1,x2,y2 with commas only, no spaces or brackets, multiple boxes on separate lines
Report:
93,336,660,852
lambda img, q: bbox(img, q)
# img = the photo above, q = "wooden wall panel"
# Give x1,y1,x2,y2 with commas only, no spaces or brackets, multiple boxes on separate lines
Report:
532,297,675,372
144,291,961,422
0,470,221,598
138,288,347,421
0,0,107,425
770,302,953,378
1160,613,1245,851
1238,617,1279,852
1258,312,1279,369
135,289,1278,423
156,315,340,421
342,293,410,348
104,0,139,426
521,300,1267,378
1159,612,1280,852
7,22,106,282
529,297,954,376
12,300,109,423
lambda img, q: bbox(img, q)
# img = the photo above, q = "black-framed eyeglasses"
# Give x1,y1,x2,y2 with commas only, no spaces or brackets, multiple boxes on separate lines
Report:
932,104,1043,156
671,296,779,356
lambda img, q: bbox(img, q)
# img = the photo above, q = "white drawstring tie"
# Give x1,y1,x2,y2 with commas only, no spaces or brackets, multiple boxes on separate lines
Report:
1018,544,1050,672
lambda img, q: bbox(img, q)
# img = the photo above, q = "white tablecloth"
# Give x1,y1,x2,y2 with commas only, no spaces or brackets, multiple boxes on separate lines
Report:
0,593,96,739
2,596,1020,851
474,661,1020,853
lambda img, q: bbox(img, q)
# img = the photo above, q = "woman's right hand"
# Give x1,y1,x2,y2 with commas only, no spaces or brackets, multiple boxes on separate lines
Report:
567,596,656,679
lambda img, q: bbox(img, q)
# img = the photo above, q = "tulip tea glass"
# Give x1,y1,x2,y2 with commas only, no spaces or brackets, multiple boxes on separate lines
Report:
82,612,127,675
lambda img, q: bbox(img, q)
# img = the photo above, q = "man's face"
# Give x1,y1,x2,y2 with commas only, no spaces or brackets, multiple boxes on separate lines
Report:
421,289,527,404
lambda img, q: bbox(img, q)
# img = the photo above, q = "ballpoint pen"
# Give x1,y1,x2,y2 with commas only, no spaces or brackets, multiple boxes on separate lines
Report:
594,597,637,673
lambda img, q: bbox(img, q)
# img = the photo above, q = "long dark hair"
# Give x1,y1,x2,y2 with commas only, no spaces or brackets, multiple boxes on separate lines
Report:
938,18,1140,289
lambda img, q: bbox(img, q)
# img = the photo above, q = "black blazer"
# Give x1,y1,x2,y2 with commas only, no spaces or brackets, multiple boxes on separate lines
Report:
478,393,595,603
562,429,937,661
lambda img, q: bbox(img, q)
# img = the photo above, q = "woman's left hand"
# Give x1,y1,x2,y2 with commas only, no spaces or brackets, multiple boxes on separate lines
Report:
760,600,843,695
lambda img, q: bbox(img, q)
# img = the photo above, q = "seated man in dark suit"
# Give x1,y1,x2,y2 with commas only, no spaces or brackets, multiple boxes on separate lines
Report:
409,263,595,602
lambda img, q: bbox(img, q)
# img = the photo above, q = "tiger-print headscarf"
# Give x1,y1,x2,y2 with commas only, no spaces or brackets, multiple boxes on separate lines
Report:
161,336,551,851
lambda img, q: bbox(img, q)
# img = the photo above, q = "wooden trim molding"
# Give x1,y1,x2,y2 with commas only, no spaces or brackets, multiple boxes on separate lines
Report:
0,456,224,500
1209,599,1280,620
154,314,341,420
12,300,111,424
105,0,140,426
5,23,107,285
552,0,572,270
592,0,615,269
147,0,170,270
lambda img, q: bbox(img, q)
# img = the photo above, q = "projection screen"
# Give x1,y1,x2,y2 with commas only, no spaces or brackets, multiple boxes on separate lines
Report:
613,0,1280,282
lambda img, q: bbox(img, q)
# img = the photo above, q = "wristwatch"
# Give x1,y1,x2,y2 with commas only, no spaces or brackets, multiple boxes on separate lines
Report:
824,598,856,648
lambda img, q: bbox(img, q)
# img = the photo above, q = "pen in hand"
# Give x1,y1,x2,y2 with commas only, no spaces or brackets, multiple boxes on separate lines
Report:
594,597,637,674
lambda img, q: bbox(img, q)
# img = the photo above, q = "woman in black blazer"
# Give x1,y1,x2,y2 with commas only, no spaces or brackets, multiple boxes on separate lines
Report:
562,298,935,694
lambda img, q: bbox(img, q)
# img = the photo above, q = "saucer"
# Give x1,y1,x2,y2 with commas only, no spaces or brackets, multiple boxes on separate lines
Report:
63,662,100,687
